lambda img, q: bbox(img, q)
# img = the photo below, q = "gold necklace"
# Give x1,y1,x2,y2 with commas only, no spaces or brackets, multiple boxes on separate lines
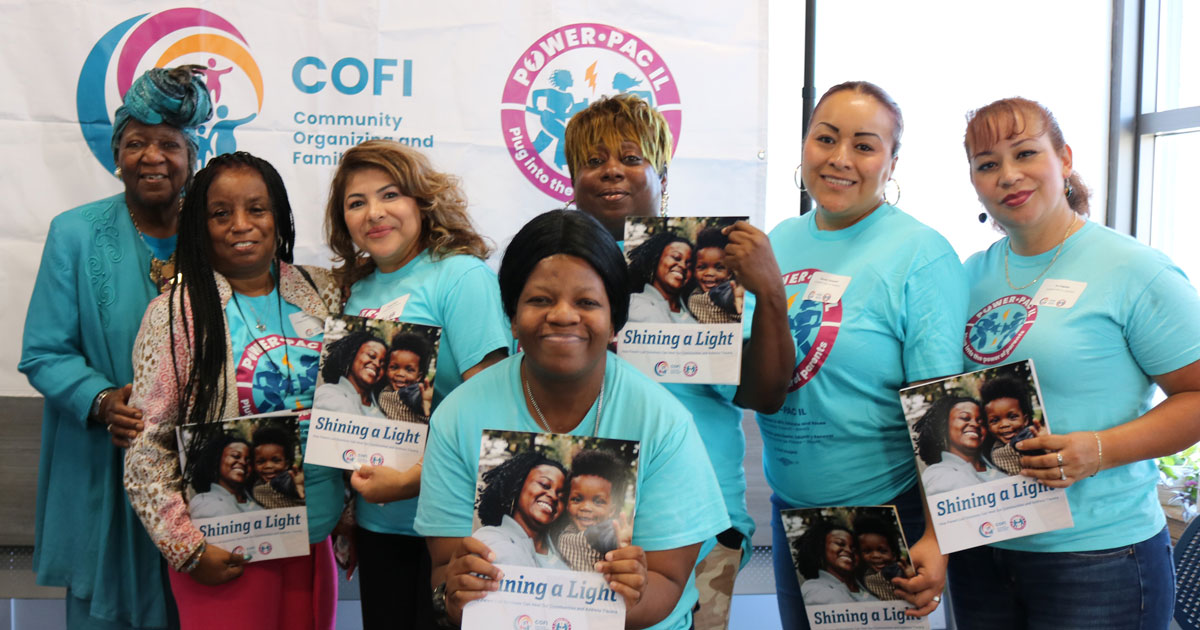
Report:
522,367,605,437
1004,214,1079,291
128,202,181,293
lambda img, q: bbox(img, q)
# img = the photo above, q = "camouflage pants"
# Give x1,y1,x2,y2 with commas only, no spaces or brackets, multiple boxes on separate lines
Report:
692,541,743,630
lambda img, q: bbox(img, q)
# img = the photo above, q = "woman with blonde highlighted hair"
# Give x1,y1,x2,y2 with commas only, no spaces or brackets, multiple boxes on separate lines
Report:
952,96,1200,628
322,139,511,630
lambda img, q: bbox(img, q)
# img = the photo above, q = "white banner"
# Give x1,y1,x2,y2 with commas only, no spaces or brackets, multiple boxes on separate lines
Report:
2,0,768,395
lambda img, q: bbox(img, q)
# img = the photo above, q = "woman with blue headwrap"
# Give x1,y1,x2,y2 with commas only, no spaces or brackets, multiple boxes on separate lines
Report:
19,65,211,630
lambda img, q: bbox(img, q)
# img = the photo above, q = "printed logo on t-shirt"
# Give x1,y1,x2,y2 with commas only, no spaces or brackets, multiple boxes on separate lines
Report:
235,335,323,414
963,294,1039,365
781,268,841,391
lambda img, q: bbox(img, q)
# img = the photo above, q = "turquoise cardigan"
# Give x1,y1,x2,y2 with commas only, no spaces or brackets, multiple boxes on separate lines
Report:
19,193,172,628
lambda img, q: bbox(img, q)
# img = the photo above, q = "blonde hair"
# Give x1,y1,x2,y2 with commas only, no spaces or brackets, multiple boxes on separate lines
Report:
563,94,672,182
324,140,491,288
964,97,1089,215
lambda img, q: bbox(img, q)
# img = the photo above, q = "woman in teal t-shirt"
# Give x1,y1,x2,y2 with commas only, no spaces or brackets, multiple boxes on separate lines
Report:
321,140,510,630
951,97,1200,629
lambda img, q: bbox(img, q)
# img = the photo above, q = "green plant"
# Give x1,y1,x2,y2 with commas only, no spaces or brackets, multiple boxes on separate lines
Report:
1158,443,1200,521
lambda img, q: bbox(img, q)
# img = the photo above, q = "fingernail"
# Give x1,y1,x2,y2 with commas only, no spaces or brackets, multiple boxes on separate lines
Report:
488,552,496,561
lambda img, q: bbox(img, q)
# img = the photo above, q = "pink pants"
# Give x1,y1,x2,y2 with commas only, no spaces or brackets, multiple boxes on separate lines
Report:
167,538,337,630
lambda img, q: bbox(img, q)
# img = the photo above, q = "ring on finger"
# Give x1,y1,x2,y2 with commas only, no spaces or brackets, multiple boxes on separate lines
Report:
1056,452,1064,466
1058,466,1066,480
932,594,942,604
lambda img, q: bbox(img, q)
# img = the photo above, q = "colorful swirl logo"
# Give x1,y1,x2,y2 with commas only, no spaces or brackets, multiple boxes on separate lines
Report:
76,8,264,172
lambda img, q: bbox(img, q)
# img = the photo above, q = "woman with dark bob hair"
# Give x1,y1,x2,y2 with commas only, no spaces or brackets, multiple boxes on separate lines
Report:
913,394,1002,495
952,96,1200,627
124,152,343,629
416,209,729,629
314,330,388,418
626,231,696,323
472,451,571,567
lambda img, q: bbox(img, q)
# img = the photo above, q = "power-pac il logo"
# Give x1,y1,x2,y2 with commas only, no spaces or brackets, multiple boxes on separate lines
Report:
77,7,264,172
782,269,841,392
963,295,1039,366
500,24,682,202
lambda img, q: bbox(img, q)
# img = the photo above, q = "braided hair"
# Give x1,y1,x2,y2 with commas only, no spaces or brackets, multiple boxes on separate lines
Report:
320,330,388,388
173,152,296,466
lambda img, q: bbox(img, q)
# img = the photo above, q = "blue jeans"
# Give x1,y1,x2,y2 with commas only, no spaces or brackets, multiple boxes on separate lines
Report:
947,527,1174,630
770,484,927,630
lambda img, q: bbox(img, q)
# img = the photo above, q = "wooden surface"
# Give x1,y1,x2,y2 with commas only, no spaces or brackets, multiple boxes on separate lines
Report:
0,397,42,546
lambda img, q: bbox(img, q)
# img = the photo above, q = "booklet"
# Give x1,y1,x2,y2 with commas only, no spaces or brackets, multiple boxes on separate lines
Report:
899,359,1073,553
305,314,442,471
462,430,640,630
176,411,309,562
781,505,928,630
618,216,747,384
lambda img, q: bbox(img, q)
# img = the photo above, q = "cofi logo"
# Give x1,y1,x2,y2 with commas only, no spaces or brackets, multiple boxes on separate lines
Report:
292,57,412,96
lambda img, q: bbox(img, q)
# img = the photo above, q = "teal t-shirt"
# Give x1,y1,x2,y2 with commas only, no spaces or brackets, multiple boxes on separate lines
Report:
758,205,968,507
415,353,730,630
345,250,511,536
224,286,343,543
964,220,1200,552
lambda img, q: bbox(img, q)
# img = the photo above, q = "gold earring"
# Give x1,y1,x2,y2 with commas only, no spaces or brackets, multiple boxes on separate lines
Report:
883,178,901,206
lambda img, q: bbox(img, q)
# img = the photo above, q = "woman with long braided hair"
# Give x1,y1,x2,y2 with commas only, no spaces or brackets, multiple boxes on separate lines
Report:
124,152,342,629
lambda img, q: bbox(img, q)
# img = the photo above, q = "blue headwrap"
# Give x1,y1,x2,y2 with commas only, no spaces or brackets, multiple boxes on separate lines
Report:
110,66,213,161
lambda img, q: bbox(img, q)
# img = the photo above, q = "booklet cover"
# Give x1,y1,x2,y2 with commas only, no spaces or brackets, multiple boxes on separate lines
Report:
781,505,928,630
900,359,1073,553
176,411,308,562
462,430,640,630
306,314,442,471
618,216,747,384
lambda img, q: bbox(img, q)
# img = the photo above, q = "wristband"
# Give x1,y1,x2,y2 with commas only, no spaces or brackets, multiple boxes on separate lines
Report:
181,541,206,574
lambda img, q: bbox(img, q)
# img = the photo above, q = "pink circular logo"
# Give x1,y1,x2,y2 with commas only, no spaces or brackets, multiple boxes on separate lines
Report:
964,295,1039,366
500,23,681,201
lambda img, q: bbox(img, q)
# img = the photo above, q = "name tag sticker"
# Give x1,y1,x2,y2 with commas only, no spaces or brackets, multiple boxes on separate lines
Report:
377,294,411,320
803,272,852,304
289,312,324,338
1032,279,1087,309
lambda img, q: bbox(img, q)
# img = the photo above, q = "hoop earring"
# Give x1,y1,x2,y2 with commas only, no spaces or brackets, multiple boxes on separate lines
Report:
1064,177,1073,199
563,199,576,211
883,178,901,206
660,189,669,217
114,166,123,179
792,163,807,193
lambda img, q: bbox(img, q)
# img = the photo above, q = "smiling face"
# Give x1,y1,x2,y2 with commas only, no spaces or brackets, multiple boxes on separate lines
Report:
343,167,424,273
822,529,858,579
652,241,692,298
801,90,898,230
117,120,190,214
947,401,984,458
386,349,422,389
984,397,1030,445
857,532,896,572
206,166,277,284
513,464,566,532
218,442,251,490
512,254,613,384
567,474,615,530
968,117,1073,235
694,246,730,292
572,140,665,238
348,340,387,392
254,443,288,482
